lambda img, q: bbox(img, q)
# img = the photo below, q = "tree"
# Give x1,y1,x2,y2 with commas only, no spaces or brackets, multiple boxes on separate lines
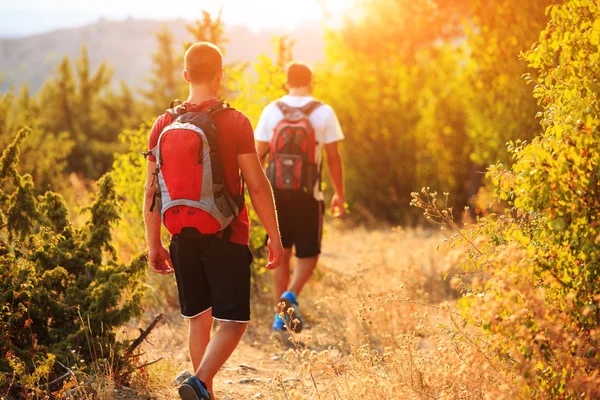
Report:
184,9,228,50
143,10,235,115
319,0,472,222
338,0,469,61
466,0,555,166
228,36,293,124
413,1,600,396
142,25,182,114
35,46,141,179
0,85,74,193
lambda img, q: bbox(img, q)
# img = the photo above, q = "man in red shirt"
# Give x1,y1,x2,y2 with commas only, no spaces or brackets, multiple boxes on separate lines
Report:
144,42,283,400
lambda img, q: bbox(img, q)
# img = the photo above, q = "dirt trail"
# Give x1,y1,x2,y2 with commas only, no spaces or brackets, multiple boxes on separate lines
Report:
134,224,444,399
138,309,318,399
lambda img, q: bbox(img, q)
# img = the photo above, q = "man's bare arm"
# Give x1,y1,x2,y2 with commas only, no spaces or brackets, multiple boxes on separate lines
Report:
238,152,283,268
255,141,270,168
144,160,173,274
324,142,345,217
144,161,161,247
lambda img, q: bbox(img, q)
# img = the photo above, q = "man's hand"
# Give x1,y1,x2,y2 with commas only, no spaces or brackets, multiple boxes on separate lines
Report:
330,193,345,218
266,238,284,270
148,245,174,275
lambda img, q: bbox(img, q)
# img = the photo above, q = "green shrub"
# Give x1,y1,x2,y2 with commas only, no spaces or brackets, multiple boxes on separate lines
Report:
413,1,600,397
0,128,147,397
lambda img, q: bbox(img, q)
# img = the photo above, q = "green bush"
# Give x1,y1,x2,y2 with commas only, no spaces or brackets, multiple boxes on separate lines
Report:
413,1,600,397
0,128,147,397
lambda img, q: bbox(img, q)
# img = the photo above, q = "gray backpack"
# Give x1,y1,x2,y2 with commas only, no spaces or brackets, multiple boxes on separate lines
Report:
265,101,322,196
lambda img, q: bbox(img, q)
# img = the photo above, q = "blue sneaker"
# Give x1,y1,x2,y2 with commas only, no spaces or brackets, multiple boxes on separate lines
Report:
272,313,286,332
280,291,303,333
179,376,212,400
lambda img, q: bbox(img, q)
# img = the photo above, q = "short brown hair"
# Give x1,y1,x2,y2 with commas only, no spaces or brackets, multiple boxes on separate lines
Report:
184,42,223,84
286,61,313,88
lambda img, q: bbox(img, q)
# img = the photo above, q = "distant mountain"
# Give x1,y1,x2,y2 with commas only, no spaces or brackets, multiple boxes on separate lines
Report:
0,18,326,93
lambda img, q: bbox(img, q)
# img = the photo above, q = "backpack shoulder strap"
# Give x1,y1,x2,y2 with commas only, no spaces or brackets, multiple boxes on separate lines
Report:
300,100,323,116
207,101,235,116
170,99,183,109
166,99,188,119
276,101,301,118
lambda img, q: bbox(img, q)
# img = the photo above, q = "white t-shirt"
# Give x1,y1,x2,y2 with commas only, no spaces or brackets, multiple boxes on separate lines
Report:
255,95,345,201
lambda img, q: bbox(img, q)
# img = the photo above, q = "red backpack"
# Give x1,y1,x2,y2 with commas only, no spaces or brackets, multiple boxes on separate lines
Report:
265,101,322,195
147,101,244,236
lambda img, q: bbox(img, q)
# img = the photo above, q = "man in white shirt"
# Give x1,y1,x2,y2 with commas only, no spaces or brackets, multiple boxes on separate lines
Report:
255,61,345,332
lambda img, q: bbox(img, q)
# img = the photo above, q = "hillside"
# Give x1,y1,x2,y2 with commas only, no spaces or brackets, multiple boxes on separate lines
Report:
0,18,325,93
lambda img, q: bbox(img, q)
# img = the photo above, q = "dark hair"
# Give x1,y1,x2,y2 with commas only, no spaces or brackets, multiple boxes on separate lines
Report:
184,42,223,84
286,61,313,88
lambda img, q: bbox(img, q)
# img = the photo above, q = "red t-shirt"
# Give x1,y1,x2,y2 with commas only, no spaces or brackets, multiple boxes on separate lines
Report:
147,99,256,245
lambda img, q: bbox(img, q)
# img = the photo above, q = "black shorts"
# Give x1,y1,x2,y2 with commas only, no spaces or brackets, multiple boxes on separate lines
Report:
169,229,253,322
274,193,324,259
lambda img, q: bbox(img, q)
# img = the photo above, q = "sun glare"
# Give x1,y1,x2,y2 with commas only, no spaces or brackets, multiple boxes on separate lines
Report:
321,0,358,15
319,0,360,27
202,0,360,31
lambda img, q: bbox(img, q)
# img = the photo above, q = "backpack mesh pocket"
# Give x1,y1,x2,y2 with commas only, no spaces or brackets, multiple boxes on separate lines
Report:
270,154,303,191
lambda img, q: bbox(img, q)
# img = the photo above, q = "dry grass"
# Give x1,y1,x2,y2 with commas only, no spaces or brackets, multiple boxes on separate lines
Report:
261,223,512,400
118,222,517,399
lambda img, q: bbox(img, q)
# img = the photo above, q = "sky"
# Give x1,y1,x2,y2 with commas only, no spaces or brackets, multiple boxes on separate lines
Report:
0,0,355,37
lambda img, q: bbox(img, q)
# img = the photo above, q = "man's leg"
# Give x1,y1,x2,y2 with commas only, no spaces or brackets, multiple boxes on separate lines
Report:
195,321,247,395
188,309,213,372
288,198,323,298
273,248,293,302
272,194,295,329
274,197,322,333
169,234,213,374
272,193,293,303
288,255,319,296
198,237,252,396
